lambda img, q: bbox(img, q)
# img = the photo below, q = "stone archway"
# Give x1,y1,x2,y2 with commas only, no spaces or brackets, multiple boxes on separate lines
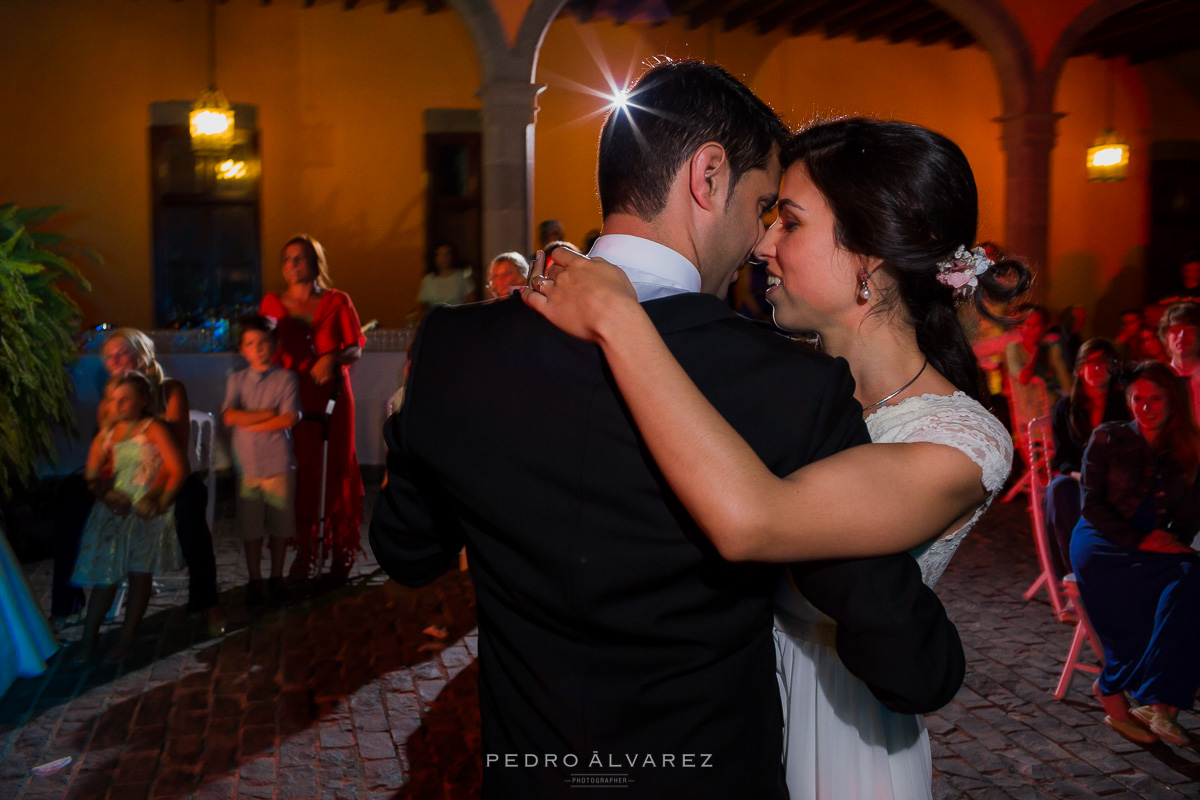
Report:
929,0,1148,293
438,0,571,259
446,0,1153,267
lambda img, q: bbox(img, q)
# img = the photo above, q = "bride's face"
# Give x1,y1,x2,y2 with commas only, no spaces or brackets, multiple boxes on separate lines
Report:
755,164,868,333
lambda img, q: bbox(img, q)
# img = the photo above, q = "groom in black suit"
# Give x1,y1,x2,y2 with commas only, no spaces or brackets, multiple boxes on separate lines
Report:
371,60,963,798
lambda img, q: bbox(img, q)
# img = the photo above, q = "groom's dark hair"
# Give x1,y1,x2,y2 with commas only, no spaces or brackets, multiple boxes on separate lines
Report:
597,59,787,220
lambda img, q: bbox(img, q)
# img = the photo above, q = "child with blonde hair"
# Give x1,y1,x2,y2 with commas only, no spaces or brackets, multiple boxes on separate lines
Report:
71,372,187,662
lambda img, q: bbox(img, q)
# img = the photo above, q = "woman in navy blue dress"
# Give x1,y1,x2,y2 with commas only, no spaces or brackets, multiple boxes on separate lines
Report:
1071,361,1200,746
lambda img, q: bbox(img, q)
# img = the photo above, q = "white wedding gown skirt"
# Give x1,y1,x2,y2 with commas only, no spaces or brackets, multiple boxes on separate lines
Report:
772,392,1014,800
774,624,931,800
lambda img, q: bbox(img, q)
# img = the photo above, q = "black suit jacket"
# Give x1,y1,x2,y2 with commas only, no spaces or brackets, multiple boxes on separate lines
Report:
371,293,964,798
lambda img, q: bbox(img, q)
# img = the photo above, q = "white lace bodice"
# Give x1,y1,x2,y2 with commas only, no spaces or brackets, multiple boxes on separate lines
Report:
775,391,1013,637
865,391,1012,585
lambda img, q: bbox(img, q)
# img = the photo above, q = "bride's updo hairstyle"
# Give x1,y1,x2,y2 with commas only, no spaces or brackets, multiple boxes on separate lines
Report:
784,118,1030,401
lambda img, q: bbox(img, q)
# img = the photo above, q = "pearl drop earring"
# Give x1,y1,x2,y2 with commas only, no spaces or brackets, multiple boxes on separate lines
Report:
858,269,871,301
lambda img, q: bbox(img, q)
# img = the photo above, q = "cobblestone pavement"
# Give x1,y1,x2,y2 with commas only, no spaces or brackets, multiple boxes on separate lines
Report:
2,487,1198,799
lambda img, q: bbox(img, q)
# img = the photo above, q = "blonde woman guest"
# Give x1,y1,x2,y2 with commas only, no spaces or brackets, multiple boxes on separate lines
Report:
52,328,224,635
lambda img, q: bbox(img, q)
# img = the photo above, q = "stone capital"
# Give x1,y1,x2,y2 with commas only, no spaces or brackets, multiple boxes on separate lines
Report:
993,111,1067,152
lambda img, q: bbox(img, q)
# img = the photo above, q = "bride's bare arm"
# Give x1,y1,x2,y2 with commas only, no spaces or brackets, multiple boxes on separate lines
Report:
524,248,988,562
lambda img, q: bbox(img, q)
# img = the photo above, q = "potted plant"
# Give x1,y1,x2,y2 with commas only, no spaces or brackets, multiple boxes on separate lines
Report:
0,204,91,503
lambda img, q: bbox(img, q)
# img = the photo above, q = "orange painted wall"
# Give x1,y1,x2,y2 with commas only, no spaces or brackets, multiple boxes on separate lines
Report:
1048,56,1152,331
0,0,481,329
533,20,1007,257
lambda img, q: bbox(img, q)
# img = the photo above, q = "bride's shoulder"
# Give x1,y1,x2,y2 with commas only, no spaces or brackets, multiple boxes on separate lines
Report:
871,391,1013,491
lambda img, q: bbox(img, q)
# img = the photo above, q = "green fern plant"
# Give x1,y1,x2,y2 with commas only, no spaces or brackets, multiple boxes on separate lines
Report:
0,204,91,498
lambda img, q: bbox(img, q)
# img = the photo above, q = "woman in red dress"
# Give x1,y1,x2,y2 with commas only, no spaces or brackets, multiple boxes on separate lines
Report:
260,235,366,584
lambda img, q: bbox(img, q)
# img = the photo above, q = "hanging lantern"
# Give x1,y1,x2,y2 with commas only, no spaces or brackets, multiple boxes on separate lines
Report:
190,88,235,155
1087,129,1129,182
189,0,234,155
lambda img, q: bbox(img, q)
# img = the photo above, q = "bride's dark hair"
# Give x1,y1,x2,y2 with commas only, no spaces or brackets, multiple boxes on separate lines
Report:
784,118,1030,401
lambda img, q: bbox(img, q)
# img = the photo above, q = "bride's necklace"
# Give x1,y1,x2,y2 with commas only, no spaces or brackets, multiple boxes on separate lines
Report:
862,358,928,414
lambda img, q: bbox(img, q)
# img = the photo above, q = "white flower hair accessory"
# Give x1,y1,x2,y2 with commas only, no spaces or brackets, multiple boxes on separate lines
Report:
935,245,992,298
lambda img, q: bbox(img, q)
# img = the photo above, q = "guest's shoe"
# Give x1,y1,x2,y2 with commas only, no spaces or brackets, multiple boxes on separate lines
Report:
268,577,290,604
68,643,97,666
1132,706,1189,746
203,605,227,638
1104,715,1158,744
104,641,132,665
246,579,269,607
315,572,349,595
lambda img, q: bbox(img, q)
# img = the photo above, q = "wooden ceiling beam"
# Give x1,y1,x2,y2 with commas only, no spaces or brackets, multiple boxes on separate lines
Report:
666,0,707,15
1086,8,1200,58
687,0,739,30
723,0,788,33
386,0,403,10
758,0,847,38
1129,35,1200,64
853,1,929,41
916,19,964,46
948,29,974,49
888,9,947,44
821,0,900,39
570,0,598,24
1075,0,1193,51
344,0,360,9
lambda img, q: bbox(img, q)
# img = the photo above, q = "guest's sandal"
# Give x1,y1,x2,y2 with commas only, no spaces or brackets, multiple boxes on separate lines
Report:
1103,715,1158,744
1132,706,1189,746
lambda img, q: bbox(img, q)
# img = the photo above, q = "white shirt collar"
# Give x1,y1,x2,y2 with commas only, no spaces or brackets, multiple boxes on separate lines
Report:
587,234,701,301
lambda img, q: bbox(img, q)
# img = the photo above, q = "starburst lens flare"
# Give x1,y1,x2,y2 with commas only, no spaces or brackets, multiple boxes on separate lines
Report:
611,88,631,112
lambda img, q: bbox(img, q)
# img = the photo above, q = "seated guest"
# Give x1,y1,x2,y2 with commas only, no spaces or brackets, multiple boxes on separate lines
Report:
1115,308,1149,362
1058,305,1086,370
1160,301,1200,424
1070,361,1200,746
484,252,529,299
416,242,475,315
972,315,1020,431
1044,340,1128,592
52,329,224,635
1006,304,1072,415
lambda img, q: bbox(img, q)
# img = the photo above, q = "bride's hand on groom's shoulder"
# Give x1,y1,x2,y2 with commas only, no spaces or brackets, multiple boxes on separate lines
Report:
521,247,639,345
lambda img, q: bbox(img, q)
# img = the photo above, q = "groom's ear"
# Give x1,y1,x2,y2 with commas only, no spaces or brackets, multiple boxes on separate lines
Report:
688,143,728,212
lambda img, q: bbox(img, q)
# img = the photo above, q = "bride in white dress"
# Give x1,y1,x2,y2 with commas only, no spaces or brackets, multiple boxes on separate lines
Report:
524,118,1029,799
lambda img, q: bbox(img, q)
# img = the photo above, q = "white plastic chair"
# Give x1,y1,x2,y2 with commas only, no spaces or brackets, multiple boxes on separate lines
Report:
188,410,217,532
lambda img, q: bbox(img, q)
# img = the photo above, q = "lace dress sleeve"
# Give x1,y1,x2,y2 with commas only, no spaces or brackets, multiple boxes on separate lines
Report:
866,393,1014,586
868,393,1013,493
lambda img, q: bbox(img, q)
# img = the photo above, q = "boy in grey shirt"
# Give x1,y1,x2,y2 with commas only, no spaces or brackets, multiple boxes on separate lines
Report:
223,315,300,606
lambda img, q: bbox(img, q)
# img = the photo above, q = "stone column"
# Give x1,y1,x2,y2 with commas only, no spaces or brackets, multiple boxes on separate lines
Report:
479,78,544,260
997,111,1063,301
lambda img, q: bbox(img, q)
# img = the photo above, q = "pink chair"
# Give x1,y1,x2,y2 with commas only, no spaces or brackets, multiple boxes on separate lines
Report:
1021,415,1067,618
1054,575,1105,699
1002,376,1051,503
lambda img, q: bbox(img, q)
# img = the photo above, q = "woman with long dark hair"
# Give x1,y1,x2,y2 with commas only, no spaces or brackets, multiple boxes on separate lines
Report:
525,118,1029,798
1071,361,1200,746
1044,339,1129,591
